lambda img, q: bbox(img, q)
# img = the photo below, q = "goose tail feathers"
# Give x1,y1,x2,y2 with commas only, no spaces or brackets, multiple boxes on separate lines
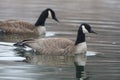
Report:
14,41,26,48
14,39,33,48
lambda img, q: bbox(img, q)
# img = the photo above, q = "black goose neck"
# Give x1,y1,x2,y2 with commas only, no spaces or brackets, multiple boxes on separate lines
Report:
75,28,85,45
35,12,48,26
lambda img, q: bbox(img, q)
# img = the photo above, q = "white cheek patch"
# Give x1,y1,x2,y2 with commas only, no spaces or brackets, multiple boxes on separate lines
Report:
82,25,89,33
48,10,52,18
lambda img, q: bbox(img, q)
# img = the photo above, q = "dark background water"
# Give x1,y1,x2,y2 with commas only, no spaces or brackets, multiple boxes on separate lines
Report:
0,0,120,80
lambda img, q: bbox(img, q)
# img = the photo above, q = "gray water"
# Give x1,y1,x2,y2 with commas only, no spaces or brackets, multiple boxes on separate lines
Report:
0,0,120,80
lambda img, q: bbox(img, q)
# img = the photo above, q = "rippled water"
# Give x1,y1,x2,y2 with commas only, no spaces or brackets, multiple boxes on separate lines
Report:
0,0,120,80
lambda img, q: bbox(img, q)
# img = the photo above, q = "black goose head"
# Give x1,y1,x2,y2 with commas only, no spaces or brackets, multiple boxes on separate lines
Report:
47,8,59,22
80,23,96,34
75,23,96,45
35,8,59,26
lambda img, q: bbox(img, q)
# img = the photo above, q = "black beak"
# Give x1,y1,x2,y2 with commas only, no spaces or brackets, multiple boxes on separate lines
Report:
90,30,97,34
53,16,59,22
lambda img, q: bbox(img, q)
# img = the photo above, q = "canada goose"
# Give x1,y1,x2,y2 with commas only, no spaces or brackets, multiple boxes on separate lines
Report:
14,23,96,80
0,8,59,35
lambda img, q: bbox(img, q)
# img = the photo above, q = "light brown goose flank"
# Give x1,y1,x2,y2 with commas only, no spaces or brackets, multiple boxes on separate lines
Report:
23,38,75,55
0,8,59,35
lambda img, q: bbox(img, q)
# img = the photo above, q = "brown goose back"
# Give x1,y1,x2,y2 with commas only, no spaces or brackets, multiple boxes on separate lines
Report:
0,21,37,34
23,38,75,55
